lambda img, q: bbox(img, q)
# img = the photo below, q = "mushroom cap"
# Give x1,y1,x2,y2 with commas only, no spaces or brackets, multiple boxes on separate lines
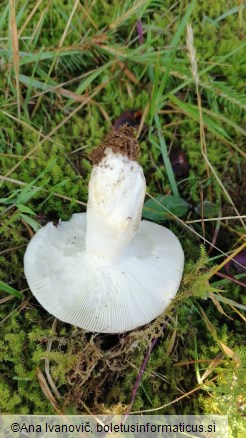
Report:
24,213,184,333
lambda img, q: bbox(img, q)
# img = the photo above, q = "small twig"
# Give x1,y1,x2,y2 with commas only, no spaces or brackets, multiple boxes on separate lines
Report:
215,271,246,288
0,244,26,255
125,311,175,415
136,19,144,45
200,187,205,243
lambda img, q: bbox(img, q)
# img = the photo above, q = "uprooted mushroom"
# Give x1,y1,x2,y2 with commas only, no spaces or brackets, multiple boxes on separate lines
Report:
24,126,184,333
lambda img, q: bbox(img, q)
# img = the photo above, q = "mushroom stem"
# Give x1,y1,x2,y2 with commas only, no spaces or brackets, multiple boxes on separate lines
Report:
85,148,146,263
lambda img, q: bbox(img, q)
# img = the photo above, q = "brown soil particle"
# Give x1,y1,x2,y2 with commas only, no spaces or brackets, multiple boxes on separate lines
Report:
90,125,140,165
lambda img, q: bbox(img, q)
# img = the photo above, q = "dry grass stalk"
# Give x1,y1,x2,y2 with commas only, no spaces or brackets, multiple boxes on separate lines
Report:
9,0,20,117
18,0,43,37
36,366,61,412
45,319,62,401
186,23,210,190
59,0,80,48
0,174,87,206
209,241,246,278
131,375,219,414
186,23,199,86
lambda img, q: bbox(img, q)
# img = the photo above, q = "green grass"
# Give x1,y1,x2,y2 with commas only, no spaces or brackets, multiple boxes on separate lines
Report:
0,0,245,436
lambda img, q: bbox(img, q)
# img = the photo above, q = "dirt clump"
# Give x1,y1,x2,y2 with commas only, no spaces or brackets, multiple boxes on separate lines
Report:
90,125,139,165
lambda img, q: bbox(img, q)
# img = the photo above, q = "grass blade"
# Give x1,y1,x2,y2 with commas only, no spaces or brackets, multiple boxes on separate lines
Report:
0,280,22,299
153,113,179,197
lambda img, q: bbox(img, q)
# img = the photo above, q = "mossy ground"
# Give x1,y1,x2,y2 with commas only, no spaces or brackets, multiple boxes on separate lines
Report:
0,1,245,436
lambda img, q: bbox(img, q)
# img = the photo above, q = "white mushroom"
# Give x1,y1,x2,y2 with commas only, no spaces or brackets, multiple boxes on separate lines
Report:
24,126,184,333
